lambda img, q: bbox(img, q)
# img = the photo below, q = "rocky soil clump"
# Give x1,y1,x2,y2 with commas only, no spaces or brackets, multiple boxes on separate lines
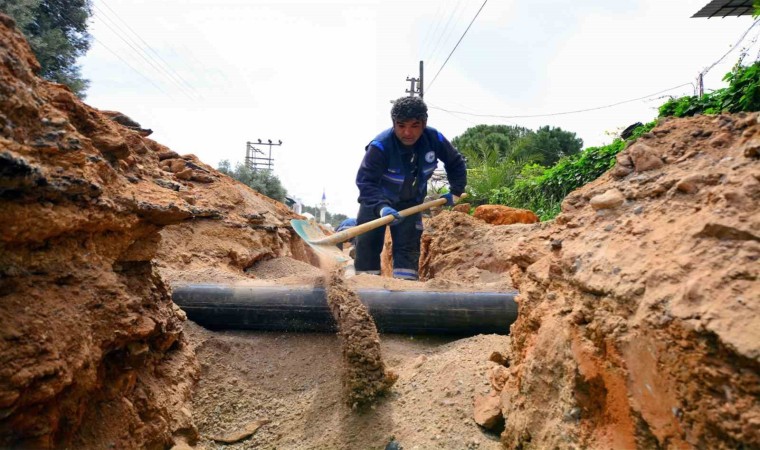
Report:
422,113,759,448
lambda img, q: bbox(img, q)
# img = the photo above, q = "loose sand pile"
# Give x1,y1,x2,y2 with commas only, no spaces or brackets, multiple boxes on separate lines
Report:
246,256,322,279
187,323,508,450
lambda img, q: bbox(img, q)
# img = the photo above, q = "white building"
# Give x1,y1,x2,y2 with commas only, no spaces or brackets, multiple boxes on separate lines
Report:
319,189,327,224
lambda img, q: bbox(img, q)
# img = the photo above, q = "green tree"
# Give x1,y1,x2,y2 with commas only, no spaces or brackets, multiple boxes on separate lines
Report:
512,126,583,166
0,0,92,97
452,124,532,165
218,160,288,203
450,124,582,204
489,122,655,220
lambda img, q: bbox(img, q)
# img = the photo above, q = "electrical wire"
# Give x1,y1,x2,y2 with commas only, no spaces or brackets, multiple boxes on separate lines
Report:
428,82,693,119
435,104,485,126
92,38,175,99
739,24,760,62
419,0,447,62
701,18,760,76
50,6,176,99
427,0,488,93
92,4,198,100
425,0,469,69
98,1,203,98
428,15,757,119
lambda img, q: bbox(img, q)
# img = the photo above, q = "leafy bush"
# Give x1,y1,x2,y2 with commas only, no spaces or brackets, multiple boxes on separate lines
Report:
658,94,722,118
659,61,760,118
488,122,655,220
456,124,583,205
722,62,760,112
465,159,522,205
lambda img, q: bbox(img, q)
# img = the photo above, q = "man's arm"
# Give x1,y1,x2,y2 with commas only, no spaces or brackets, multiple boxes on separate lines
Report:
437,135,467,196
356,145,391,214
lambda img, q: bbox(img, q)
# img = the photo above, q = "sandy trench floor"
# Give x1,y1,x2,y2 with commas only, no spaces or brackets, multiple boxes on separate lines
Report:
187,321,509,450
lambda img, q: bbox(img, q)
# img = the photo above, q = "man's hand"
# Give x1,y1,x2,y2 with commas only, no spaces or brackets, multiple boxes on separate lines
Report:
380,206,403,226
440,192,460,207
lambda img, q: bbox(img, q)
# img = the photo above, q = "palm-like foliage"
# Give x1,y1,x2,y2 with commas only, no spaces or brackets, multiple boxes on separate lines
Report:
452,124,582,204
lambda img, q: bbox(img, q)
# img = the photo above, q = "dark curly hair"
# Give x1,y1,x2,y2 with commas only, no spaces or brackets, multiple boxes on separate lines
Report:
391,96,428,122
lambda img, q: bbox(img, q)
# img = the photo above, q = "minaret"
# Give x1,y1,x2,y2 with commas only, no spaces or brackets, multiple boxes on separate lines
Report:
319,189,327,224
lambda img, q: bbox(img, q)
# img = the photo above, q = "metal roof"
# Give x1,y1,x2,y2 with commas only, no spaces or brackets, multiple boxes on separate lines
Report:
692,0,754,18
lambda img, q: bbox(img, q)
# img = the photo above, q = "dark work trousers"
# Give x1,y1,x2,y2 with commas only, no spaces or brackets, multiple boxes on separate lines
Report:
354,202,423,280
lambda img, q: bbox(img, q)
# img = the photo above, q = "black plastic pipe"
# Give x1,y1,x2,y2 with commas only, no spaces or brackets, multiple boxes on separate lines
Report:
172,284,518,336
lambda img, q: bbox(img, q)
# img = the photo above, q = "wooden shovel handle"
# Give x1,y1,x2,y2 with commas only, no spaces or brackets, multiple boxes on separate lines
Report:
315,197,447,245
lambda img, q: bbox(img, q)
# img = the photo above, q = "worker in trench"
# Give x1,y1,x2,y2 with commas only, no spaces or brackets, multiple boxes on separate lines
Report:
354,96,467,280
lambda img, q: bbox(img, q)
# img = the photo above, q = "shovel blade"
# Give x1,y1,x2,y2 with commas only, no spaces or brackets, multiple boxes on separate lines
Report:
291,219,350,263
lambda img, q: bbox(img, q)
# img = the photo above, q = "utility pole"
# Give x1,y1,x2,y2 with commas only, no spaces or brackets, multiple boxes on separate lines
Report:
419,60,424,98
245,138,282,171
697,72,704,97
405,76,418,97
405,61,424,97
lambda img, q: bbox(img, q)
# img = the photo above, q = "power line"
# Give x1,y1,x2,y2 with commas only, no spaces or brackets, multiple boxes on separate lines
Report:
92,38,175,99
434,104,481,126
429,15,755,118
427,0,488,93
425,0,469,68
46,6,176,99
429,82,693,119
701,18,760,76
94,10,192,99
93,4,197,100
419,0,447,62
98,1,203,98
92,4,198,100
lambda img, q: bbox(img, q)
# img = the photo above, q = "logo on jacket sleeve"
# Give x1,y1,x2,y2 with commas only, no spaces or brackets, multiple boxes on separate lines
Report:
424,151,436,163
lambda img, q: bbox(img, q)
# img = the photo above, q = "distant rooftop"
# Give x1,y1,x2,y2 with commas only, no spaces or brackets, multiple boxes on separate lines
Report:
692,0,754,18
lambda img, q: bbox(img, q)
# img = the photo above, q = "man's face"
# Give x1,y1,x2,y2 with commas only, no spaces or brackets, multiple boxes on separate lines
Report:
393,119,426,148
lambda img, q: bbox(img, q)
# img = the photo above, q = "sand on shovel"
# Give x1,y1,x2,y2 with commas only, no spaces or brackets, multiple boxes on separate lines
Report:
322,261,398,407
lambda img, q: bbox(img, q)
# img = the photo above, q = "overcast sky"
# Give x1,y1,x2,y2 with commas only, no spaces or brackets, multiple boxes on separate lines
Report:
80,0,758,216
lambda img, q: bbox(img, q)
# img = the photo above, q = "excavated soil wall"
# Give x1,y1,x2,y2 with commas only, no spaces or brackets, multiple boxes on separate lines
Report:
421,114,759,448
0,15,312,448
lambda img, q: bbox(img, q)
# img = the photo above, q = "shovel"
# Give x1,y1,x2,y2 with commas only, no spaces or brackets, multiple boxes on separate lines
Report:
290,197,448,263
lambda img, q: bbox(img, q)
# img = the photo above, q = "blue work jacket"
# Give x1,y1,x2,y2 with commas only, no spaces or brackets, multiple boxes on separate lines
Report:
356,126,466,213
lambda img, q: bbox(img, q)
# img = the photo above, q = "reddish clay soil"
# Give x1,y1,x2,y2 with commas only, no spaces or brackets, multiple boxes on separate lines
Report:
421,114,759,449
1,11,758,450
0,14,199,449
